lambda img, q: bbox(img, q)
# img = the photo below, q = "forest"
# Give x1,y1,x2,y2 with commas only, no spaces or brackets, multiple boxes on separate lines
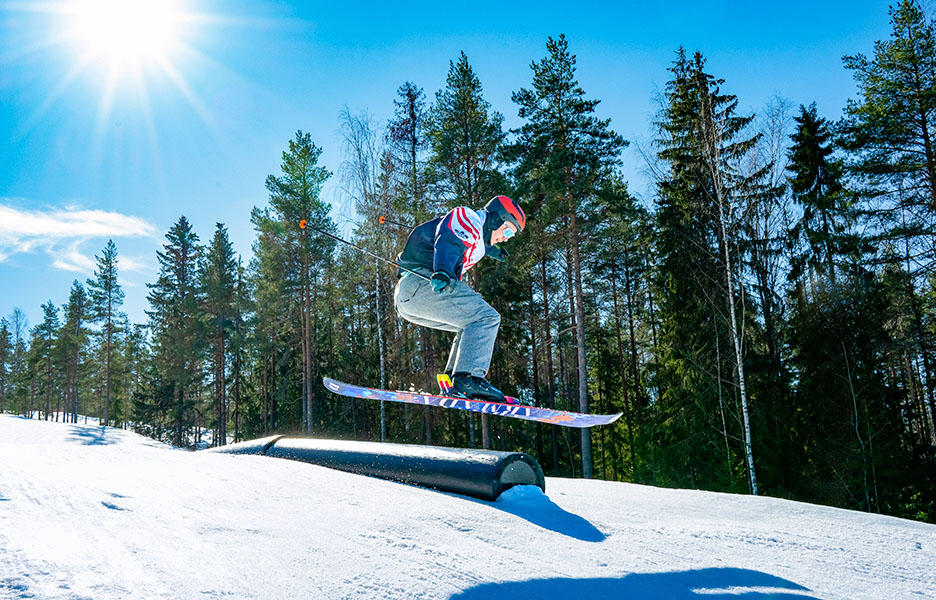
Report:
1,1,935,523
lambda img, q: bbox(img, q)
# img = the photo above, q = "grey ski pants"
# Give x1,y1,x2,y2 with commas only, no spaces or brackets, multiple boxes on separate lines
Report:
394,272,500,378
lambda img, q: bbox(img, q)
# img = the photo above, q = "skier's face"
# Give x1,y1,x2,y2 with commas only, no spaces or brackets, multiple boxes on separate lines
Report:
491,222,517,244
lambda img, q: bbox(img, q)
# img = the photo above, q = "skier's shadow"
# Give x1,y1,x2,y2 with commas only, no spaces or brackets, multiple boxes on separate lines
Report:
472,485,607,543
449,568,821,600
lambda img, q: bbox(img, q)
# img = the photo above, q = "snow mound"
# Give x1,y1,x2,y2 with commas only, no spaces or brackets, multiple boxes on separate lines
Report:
1,414,934,600
495,483,546,504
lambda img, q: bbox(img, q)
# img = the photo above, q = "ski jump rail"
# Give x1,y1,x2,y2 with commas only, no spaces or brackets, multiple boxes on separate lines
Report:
207,435,545,501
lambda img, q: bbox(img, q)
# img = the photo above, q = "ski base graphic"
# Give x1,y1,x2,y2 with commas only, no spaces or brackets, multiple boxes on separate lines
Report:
323,377,622,428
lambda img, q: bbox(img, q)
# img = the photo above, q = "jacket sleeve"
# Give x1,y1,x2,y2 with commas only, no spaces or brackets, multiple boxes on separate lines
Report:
433,207,482,280
484,243,507,262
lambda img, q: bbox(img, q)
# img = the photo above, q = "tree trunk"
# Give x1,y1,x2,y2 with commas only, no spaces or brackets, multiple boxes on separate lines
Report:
540,256,559,473
569,210,592,479
717,191,757,494
302,255,314,437
704,90,758,495
623,252,644,424
909,51,936,211
105,310,111,428
609,259,636,475
219,312,227,445
376,260,387,442
262,352,269,436
529,281,545,467
904,239,936,445
643,253,660,389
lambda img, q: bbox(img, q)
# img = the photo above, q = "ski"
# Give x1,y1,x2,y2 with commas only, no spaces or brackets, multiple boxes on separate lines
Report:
323,377,622,428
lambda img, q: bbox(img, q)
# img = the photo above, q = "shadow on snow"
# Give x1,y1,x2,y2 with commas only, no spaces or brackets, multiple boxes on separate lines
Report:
449,568,820,600
467,485,607,543
68,425,118,446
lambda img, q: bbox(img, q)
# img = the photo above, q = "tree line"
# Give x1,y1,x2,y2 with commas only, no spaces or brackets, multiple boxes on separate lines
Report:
2,1,934,522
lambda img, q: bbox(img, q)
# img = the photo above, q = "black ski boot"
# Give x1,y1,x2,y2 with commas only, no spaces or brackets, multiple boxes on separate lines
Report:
452,373,506,403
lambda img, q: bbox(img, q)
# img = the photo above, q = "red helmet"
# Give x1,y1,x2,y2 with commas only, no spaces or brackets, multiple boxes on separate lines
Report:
484,195,525,232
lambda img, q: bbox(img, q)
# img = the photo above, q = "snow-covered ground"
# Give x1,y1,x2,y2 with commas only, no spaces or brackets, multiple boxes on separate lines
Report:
0,414,933,600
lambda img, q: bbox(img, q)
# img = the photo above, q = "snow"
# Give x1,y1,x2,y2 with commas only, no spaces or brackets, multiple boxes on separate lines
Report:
1,414,934,600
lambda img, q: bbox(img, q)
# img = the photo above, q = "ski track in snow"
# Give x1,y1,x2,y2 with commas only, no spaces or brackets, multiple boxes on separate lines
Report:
1,414,934,600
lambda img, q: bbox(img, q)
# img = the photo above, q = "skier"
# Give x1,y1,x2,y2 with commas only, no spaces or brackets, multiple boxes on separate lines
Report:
394,195,526,402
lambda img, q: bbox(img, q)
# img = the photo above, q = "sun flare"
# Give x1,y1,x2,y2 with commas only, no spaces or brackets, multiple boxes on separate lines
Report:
68,0,184,69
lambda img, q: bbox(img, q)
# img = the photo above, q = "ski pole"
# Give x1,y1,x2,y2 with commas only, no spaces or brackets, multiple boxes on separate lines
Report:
378,215,414,230
298,219,430,281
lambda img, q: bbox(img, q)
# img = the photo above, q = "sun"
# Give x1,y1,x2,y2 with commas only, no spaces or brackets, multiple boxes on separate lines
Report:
67,0,185,70
7,0,226,158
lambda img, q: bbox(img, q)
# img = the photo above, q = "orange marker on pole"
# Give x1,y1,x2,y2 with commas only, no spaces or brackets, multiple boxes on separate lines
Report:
377,215,412,229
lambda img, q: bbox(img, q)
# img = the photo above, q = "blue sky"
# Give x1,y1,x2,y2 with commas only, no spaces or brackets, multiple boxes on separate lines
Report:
0,0,895,329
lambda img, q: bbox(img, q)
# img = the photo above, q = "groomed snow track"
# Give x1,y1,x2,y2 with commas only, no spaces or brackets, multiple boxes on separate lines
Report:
207,436,546,501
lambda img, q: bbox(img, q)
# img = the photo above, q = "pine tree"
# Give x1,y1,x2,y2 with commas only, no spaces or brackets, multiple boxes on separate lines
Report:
87,239,125,427
423,51,508,446
227,258,252,443
510,34,627,478
254,131,335,435
200,222,238,446
593,175,653,478
428,51,505,207
842,1,936,447
842,0,936,214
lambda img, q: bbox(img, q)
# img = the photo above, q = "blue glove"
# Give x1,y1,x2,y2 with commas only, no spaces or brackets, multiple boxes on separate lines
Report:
486,245,509,263
429,271,452,294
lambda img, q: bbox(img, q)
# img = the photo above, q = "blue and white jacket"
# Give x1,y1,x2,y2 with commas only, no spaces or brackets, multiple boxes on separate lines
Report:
397,207,487,281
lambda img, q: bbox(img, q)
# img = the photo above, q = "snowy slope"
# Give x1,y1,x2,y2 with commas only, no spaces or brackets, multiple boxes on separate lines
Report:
0,414,933,600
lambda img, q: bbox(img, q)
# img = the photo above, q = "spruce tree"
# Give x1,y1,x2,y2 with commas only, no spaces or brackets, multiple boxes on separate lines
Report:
786,104,853,288
60,281,91,423
146,217,203,446
7,309,28,416
786,270,925,515
0,318,10,414
87,239,125,427
121,323,148,429
652,48,764,493
387,82,432,218
32,301,60,420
